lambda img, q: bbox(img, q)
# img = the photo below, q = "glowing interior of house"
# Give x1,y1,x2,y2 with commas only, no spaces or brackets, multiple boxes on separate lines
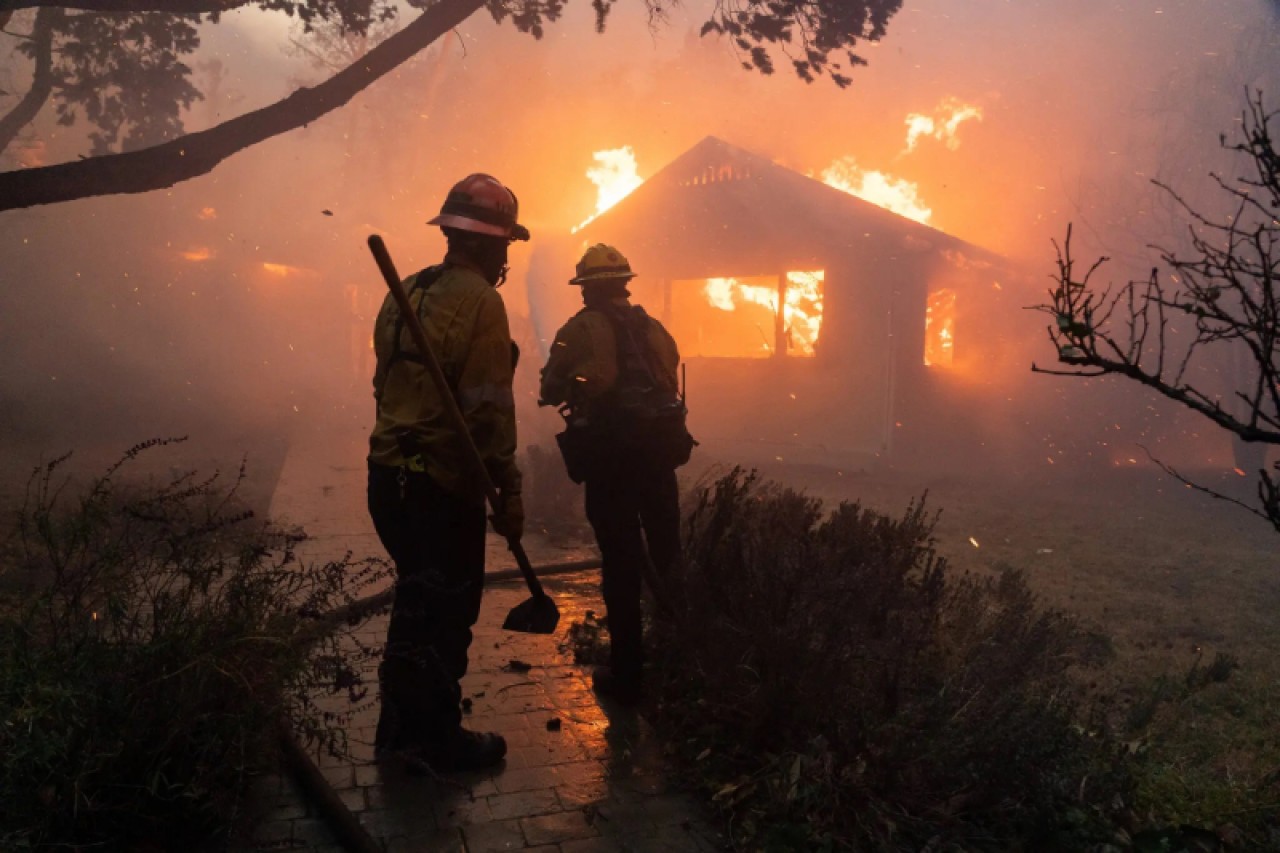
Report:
925,287,956,368
669,271,825,359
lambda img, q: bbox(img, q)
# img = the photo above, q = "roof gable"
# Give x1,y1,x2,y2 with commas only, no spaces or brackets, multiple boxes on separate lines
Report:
576,136,999,278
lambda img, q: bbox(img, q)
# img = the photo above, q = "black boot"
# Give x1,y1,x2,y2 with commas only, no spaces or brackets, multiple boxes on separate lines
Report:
375,656,439,757
403,727,508,774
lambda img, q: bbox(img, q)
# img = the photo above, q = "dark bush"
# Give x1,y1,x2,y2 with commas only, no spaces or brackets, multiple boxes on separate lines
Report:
647,468,1131,850
0,440,387,849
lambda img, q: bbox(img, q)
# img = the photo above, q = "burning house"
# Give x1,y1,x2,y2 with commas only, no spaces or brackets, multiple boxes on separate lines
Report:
529,137,1023,468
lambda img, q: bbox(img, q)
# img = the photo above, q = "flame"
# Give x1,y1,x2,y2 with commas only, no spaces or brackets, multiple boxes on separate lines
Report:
702,271,824,356
783,271,824,355
573,146,643,232
924,288,956,367
180,247,213,262
904,98,983,152
262,262,302,277
15,139,46,169
820,157,932,224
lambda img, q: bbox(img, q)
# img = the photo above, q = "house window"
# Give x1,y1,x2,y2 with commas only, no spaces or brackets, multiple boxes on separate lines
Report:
669,271,824,358
924,288,956,367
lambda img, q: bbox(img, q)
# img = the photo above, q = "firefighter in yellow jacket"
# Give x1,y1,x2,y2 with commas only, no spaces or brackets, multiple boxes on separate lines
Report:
368,174,526,771
540,244,693,704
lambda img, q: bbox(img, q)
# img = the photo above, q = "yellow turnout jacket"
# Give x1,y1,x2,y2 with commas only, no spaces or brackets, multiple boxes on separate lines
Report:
369,262,520,501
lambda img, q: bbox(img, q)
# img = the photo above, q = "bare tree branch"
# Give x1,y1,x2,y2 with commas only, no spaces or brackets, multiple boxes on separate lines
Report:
1029,90,1280,532
0,5,55,153
1141,445,1280,534
0,0,485,210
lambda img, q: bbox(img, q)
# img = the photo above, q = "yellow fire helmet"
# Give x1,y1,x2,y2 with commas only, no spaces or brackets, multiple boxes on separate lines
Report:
569,243,638,285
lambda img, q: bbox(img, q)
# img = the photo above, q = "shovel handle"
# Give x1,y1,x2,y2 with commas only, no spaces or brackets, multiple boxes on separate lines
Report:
367,235,547,601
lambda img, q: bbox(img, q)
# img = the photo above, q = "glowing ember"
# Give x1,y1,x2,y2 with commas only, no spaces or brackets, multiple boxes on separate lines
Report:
969,537,980,548
702,271,824,356
820,157,932,224
15,139,47,169
197,206,217,220
904,98,983,152
573,146,644,232
180,247,213,262
924,288,956,367
262,262,302,277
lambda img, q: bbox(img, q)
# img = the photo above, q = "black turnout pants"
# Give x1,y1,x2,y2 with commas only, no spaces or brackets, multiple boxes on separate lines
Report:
584,463,680,682
367,462,486,747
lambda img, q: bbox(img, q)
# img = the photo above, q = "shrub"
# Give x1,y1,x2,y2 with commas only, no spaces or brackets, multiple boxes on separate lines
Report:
647,469,1131,850
0,440,387,849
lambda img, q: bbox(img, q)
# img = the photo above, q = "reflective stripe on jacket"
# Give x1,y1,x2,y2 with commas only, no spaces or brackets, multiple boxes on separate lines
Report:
539,297,679,410
369,264,520,501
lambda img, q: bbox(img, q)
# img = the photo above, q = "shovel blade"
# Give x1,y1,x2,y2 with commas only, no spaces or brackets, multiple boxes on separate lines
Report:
502,594,560,635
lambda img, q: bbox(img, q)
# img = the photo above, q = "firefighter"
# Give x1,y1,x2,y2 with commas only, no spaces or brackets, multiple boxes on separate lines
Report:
539,244,693,704
368,173,527,770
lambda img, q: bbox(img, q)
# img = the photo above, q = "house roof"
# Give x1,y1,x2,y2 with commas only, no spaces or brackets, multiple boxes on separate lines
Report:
576,136,1002,280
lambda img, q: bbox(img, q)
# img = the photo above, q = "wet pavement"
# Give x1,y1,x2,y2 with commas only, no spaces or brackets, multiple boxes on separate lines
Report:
236,432,723,852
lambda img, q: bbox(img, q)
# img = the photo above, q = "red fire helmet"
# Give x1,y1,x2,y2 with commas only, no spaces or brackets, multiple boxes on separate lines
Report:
428,173,530,241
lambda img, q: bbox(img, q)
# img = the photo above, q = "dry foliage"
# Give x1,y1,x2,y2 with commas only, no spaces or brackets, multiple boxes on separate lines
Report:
0,439,387,848
646,468,1130,850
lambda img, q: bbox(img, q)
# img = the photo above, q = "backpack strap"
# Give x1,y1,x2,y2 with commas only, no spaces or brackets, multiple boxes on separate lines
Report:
387,265,446,369
597,304,660,391
375,265,445,408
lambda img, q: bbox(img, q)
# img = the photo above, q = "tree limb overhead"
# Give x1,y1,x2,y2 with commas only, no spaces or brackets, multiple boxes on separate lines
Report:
0,0,485,210
0,6,56,153
0,0,248,12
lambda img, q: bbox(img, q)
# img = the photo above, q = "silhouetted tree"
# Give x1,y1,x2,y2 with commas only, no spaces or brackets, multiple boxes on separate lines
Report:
1032,91,1279,531
0,0,903,211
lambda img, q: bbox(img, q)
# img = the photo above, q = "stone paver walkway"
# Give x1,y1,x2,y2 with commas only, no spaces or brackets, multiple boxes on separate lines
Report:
238,429,723,852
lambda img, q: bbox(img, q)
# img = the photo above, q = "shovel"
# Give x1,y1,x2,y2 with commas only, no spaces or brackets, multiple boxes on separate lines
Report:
367,235,559,635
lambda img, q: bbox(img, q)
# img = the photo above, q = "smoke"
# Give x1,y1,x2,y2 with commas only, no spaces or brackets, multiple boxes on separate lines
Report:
0,0,1276,487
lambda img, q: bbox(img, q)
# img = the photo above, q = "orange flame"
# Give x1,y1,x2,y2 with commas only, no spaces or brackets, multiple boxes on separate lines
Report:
703,271,824,356
924,288,956,367
15,140,46,169
820,157,932,224
904,98,983,152
573,146,643,232
262,262,302,277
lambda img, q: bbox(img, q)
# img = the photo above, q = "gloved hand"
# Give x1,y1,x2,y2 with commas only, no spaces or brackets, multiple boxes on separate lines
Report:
489,490,524,541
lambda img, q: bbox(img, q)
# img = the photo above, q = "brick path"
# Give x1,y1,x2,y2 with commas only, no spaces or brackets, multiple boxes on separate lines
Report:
236,431,723,852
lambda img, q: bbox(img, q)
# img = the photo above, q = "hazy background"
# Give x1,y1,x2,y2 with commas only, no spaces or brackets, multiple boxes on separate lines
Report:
1,0,1277,498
